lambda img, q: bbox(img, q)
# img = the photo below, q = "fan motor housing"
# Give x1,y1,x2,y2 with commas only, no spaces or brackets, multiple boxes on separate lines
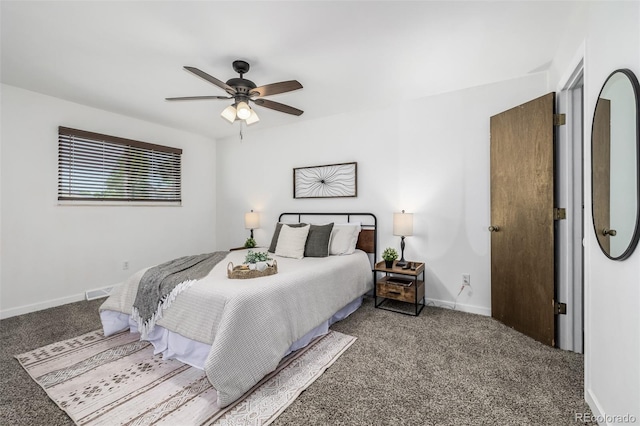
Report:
226,77,257,95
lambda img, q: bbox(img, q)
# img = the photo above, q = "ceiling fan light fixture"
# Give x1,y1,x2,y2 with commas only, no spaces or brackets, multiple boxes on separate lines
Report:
221,105,237,123
245,109,260,125
168,62,304,128
236,101,252,120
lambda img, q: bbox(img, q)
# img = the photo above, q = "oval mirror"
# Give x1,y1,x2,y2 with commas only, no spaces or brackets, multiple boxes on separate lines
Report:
591,68,640,260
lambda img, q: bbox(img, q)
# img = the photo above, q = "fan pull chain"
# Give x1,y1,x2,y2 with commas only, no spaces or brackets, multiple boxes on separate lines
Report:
239,121,244,141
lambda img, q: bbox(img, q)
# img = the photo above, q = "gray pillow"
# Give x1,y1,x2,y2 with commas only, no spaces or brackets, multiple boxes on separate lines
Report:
268,222,307,253
304,223,335,257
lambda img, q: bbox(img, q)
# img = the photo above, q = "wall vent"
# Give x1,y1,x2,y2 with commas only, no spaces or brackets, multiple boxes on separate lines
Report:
85,286,114,301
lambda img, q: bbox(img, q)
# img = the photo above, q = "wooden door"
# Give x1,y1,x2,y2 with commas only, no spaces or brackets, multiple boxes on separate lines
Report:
490,93,556,346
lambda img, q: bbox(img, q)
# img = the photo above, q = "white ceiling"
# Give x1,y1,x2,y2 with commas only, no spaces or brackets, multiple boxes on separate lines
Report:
1,1,581,140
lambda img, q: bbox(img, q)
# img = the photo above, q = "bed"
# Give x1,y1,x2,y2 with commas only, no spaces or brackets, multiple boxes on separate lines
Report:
99,212,377,407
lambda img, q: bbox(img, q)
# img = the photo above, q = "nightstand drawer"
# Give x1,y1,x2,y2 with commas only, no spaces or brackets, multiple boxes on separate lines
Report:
376,278,424,303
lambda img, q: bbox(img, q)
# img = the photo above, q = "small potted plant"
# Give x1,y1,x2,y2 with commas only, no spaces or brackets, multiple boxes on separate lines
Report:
382,247,398,268
244,237,256,248
244,250,271,271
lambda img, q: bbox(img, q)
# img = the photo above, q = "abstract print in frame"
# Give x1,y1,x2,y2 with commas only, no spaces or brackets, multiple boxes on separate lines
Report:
293,162,357,199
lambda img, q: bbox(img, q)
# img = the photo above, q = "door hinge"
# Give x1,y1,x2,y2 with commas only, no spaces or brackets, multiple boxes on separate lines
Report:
554,113,566,126
554,208,566,220
554,301,567,315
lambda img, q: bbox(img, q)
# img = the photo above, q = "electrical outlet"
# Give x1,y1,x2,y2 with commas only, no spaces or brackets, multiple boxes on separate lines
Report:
123,261,129,271
462,274,471,286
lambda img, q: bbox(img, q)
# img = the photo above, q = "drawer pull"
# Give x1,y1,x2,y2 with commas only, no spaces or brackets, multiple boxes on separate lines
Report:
388,291,402,295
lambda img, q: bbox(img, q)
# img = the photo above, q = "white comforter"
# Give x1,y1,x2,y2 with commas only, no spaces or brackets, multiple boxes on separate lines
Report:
99,249,373,407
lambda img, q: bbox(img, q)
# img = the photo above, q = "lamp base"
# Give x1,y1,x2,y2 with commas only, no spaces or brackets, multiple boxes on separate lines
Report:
396,236,407,268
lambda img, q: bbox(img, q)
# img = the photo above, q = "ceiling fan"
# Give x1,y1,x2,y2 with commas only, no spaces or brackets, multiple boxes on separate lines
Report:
166,60,303,126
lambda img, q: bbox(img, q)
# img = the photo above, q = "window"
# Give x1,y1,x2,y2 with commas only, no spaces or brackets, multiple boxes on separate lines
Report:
58,127,182,203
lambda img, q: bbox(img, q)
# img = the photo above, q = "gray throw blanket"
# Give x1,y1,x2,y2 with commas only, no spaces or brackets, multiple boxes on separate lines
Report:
132,251,229,338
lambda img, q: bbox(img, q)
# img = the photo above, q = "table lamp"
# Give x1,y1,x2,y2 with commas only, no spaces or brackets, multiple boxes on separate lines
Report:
244,210,260,239
393,210,413,267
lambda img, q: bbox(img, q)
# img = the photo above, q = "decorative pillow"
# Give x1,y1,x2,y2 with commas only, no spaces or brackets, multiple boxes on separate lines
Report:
268,222,307,253
275,224,310,259
304,223,335,257
329,223,362,255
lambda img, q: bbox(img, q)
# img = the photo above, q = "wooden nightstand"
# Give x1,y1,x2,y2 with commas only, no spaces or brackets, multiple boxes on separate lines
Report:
374,261,425,316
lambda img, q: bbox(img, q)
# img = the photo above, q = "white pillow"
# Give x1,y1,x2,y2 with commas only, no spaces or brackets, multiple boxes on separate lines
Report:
329,223,361,255
276,224,310,259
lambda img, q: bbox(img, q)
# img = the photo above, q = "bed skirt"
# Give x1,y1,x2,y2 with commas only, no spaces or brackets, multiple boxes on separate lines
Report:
100,296,363,370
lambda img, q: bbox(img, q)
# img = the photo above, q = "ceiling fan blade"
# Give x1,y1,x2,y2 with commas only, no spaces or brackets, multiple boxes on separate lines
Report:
250,80,303,97
253,98,303,116
184,66,236,95
165,95,231,101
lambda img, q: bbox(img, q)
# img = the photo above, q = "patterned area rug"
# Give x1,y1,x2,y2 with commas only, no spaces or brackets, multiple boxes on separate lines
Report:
15,329,355,425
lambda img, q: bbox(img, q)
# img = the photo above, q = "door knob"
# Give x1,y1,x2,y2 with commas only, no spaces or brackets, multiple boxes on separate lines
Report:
488,225,500,232
602,228,617,236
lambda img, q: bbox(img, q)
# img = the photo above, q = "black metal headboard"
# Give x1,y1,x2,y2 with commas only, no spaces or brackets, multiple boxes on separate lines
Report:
278,212,377,259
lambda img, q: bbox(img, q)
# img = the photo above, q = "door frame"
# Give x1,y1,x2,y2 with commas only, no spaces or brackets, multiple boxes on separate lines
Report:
556,58,585,353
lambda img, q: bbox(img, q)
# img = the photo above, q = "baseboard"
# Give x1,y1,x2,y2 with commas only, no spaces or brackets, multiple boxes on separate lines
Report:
0,292,86,320
584,388,607,425
1,290,486,320
425,297,491,317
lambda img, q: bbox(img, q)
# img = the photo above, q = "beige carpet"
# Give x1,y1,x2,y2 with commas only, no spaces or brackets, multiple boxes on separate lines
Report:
15,329,355,426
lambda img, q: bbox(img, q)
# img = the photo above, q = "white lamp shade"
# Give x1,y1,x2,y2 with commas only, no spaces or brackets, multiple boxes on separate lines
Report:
244,211,260,230
393,211,413,236
245,108,260,125
221,105,237,123
236,101,252,120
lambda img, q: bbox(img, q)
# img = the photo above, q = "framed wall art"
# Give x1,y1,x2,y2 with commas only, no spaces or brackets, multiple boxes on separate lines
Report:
293,162,357,199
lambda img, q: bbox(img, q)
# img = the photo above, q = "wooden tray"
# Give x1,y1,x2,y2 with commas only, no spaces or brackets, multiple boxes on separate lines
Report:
227,260,278,279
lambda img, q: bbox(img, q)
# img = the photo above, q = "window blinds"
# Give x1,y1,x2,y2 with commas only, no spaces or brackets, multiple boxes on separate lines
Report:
58,127,182,202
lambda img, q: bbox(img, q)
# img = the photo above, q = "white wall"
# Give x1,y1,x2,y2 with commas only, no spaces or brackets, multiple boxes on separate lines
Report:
0,84,217,318
551,1,640,423
216,73,548,316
